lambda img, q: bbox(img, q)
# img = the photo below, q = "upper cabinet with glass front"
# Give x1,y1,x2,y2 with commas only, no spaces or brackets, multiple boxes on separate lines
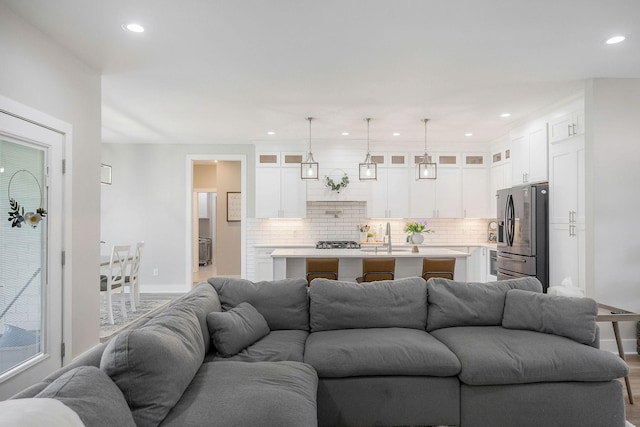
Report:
255,151,306,218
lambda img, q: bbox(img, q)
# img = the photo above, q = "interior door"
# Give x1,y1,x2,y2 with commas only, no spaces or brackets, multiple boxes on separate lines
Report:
0,110,64,398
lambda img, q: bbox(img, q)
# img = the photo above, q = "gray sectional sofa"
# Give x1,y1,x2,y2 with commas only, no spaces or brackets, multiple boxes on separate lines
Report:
10,276,628,427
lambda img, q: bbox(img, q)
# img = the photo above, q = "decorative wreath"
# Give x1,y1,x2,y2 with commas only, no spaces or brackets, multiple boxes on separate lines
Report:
7,169,47,229
324,173,350,193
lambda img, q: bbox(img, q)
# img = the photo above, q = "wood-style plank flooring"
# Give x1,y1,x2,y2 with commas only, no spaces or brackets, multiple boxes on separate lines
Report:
624,354,640,425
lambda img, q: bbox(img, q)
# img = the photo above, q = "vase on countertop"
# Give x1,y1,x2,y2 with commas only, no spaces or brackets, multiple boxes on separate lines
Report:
410,233,424,244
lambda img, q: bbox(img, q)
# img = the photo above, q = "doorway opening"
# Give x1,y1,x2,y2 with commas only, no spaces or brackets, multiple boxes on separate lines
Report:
186,155,246,288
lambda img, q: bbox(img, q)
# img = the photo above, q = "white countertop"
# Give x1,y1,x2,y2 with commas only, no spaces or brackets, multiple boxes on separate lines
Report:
270,247,470,258
256,242,495,249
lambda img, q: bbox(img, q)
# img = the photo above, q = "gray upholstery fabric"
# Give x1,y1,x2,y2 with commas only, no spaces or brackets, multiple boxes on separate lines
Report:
208,277,309,330
304,327,460,377
206,302,270,357
461,381,626,427
317,376,460,427
160,361,318,427
431,326,628,385
309,277,427,332
502,289,598,345
35,366,135,427
100,303,206,427
426,276,543,331
206,329,309,363
168,282,221,354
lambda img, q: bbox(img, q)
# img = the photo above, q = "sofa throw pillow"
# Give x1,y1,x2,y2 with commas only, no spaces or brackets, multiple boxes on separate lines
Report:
34,366,135,427
100,305,205,427
208,277,309,330
426,276,543,331
502,289,598,345
309,277,428,332
0,398,85,427
207,302,270,357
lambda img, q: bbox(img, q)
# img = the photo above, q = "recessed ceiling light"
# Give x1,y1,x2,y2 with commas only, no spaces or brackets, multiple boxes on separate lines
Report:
465,133,473,137
606,35,626,45
392,132,400,136
123,23,145,33
500,113,511,118
267,131,275,135
341,132,349,136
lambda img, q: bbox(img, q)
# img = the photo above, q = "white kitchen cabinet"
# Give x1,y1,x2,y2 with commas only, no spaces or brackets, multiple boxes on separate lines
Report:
254,247,275,281
511,121,548,185
548,134,585,289
411,168,462,218
462,168,488,218
548,101,585,143
255,167,306,218
549,222,585,290
466,246,487,282
368,167,410,218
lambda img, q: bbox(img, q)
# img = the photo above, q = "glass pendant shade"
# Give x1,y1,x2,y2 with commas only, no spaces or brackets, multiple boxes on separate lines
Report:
301,117,319,180
301,152,319,180
359,118,377,181
417,118,437,180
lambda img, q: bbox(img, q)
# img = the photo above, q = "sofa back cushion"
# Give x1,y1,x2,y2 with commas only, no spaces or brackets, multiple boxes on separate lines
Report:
100,302,206,427
35,366,135,427
502,289,598,345
208,278,309,331
426,277,543,331
169,282,221,354
309,277,427,332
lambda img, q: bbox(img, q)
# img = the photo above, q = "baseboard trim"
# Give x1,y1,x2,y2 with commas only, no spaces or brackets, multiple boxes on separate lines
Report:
599,338,637,355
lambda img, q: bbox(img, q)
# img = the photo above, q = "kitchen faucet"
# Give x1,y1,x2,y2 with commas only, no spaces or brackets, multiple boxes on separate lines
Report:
386,222,392,253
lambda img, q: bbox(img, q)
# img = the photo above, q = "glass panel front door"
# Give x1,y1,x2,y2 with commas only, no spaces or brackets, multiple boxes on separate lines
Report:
0,138,47,375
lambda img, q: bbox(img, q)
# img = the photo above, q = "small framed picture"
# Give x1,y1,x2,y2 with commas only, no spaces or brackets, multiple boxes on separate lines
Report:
100,164,112,185
227,192,241,222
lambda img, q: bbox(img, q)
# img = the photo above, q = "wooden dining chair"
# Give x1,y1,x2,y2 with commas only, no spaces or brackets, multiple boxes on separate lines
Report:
125,241,144,311
356,258,395,283
306,258,339,285
422,257,456,281
100,245,130,325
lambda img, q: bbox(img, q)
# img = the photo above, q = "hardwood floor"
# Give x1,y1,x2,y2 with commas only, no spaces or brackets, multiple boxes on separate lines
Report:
624,354,640,425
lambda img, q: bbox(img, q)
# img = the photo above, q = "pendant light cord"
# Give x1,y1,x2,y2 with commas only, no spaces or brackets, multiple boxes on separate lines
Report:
423,118,429,156
307,117,313,152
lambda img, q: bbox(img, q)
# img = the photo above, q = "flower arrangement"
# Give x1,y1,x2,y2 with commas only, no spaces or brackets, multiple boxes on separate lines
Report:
403,219,434,235
357,224,370,233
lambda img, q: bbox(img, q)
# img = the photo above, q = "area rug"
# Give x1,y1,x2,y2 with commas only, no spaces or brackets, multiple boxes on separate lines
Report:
100,295,177,341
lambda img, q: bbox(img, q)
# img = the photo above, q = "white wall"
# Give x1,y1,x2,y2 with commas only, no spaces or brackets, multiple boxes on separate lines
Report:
0,5,101,361
101,144,253,291
586,78,640,351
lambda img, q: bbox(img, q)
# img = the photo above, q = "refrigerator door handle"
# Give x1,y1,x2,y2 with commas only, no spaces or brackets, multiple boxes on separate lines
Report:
505,194,515,246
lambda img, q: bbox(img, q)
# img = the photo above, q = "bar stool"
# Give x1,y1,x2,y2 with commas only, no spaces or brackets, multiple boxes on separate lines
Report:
356,258,396,283
422,257,456,281
306,258,339,285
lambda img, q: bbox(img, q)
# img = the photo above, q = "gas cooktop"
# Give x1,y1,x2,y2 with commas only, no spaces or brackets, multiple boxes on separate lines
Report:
316,240,361,249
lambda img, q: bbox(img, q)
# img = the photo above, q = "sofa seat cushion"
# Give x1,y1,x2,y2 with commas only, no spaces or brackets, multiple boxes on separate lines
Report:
431,326,628,385
205,330,309,363
160,361,318,427
304,327,461,378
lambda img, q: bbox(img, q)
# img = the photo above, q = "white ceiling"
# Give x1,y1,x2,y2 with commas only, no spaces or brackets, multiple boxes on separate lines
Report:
3,0,640,146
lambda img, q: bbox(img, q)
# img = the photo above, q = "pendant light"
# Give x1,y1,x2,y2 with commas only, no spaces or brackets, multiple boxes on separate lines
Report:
359,118,377,180
301,117,319,180
417,118,437,180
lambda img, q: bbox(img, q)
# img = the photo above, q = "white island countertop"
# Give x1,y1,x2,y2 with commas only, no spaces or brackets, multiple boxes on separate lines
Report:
270,247,470,258
270,247,469,281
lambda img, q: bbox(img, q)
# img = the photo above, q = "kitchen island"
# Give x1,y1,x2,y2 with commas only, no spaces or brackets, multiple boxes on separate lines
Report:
271,247,470,282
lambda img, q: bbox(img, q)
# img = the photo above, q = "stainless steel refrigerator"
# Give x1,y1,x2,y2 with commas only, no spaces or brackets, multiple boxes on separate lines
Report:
496,183,549,291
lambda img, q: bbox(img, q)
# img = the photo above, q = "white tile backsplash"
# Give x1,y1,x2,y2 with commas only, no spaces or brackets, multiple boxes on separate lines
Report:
245,201,496,279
